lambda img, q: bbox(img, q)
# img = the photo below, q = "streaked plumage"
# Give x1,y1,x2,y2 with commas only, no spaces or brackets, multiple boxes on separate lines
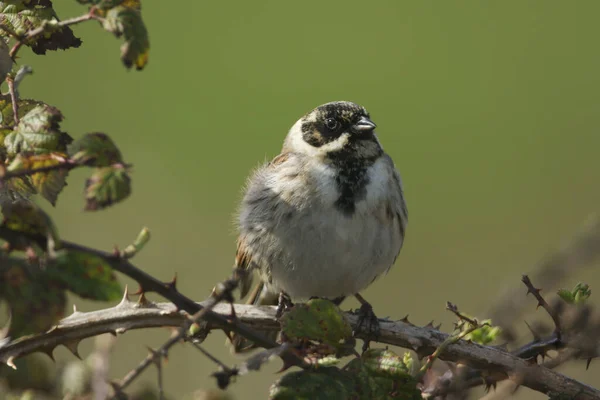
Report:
232,101,407,351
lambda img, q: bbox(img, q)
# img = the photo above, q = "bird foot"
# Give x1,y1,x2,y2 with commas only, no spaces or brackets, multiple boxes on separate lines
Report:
275,291,293,319
353,300,381,353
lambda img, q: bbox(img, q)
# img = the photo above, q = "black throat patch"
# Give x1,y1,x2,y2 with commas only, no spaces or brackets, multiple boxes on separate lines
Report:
327,146,383,216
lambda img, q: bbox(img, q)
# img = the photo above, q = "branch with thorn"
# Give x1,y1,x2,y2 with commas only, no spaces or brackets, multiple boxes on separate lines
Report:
1,294,599,399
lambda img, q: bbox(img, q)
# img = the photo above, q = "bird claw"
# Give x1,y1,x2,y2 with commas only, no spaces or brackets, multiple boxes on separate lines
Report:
275,291,293,319
353,301,380,353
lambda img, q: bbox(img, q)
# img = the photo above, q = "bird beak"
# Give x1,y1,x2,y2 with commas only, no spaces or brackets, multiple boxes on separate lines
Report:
351,116,377,134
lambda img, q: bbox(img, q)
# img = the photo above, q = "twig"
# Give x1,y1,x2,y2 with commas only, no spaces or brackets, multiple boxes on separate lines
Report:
522,275,562,338
12,65,33,99
489,214,600,332
111,274,240,397
5,75,19,125
0,160,78,181
191,341,233,373
1,300,598,399
9,11,99,60
0,226,279,352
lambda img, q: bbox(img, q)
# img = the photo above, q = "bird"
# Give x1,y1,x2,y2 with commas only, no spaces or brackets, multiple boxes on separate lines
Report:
231,101,408,352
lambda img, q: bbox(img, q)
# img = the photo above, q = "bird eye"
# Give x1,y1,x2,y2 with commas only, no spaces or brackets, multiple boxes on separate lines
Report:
325,118,338,131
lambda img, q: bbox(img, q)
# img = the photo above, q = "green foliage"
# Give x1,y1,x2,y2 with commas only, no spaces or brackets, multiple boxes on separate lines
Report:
4,104,72,156
0,1,81,54
1,201,59,249
461,319,501,345
45,249,122,301
0,258,67,336
84,165,132,211
558,283,592,305
280,298,353,350
270,349,421,400
275,302,420,399
100,4,149,70
359,349,416,379
68,132,123,167
7,153,69,205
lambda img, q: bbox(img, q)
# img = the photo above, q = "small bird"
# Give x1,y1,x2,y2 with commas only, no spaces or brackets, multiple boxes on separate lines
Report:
232,101,408,351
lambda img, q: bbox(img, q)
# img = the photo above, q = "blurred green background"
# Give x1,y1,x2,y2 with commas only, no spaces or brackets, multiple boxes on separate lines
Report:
11,1,600,398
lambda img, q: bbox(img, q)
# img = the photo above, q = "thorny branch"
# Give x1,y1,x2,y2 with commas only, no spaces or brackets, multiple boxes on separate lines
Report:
110,273,242,397
522,275,562,337
0,226,279,352
1,297,599,399
1,219,599,398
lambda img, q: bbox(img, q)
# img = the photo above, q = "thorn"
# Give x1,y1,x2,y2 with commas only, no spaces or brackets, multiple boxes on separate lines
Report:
63,339,81,359
434,323,442,330
523,321,541,342
72,304,78,313
132,285,145,296
40,347,55,362
587,358,593,370
6,356,16,369
425,320,434,329
117,285,130,307
400,315,411,324
166,273,177,290
137,292,151,307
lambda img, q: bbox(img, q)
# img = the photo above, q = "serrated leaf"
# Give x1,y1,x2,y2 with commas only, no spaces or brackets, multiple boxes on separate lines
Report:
346,353,421,400
280,298,352,349
68,132,123,167
84,165,131,211
0,1,82,54
359,348,413,379
46,249,122,301
7,152,70,205
0,97,48,150
269,367,357,400
0,258,66,337
270,362,421,400
101,5,149,70
1,201,59,249
4,105,72,156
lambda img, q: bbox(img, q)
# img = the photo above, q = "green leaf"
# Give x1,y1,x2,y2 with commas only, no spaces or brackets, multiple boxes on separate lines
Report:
0,258,66,337
0,97,48,149
1,201,59,250
346,352,421,400
7,152,70,206
270,361,421,400
358,349,413,379
558,282,591,305
4,104,73,156
68,132,123,167
269,367,357,400
462,320,501,345
84,165,131,211
101,5,149,70
280,298,352,349
46,249,122,301
0,1,82,54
